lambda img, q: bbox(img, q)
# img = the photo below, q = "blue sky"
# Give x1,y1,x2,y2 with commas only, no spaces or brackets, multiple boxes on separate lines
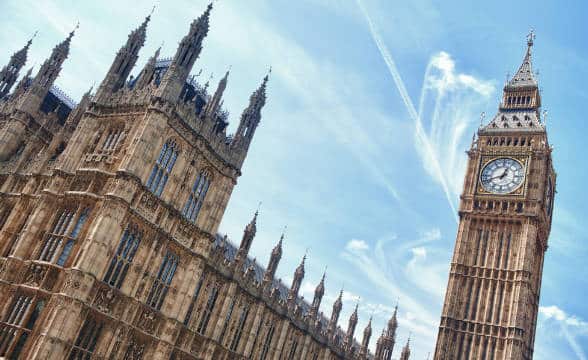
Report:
2,0,587,358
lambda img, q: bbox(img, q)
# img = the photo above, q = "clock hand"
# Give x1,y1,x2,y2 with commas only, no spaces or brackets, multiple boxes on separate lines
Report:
490,168,507,180
500,168,509,179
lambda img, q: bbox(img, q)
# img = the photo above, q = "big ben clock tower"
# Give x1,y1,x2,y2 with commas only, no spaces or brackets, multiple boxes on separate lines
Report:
434,32,556,360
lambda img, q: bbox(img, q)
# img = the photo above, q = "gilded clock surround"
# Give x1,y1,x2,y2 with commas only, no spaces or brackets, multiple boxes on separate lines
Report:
477,155,529,196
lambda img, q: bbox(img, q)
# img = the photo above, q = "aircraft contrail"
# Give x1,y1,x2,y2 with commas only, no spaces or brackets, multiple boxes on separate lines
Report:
356,0,458,223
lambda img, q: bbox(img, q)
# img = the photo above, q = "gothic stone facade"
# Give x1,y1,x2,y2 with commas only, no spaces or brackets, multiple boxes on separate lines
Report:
434,33,556,360
0,5,411,360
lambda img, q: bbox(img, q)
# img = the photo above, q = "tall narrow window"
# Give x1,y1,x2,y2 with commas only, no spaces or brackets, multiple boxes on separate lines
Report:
259,324,275,360
146,250,178,310
101,128,125,152
287,339,299,360
218,299,235,343
38,207,90,266
0,294,45,358
184,276,204,326
68,317,103,360
182,171,211,222
229,304,250,352
197,287,219,334
146,140,179,196
103,224,142,289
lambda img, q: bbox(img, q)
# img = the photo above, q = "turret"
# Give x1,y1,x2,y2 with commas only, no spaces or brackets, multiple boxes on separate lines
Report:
360,317,373,358
65,86,93,129
309,271,326,319
202,69,229,118
399,337,411,360
134,46,161,89
17,26,76,114
328,289,343,335
345,303,359,348
95,12,151,102
230,73,268,157
263,233,283,284
0,34,34,99
375,305,398,360
157,3,212,102
235,210,257,262
11,67,33,99
288,253,305,301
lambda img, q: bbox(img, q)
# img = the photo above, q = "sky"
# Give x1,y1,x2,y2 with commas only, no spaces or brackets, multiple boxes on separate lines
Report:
1,0,587,358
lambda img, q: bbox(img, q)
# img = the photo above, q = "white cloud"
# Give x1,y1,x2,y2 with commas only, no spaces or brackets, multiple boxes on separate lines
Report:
411,246,427,258
346,239,370,252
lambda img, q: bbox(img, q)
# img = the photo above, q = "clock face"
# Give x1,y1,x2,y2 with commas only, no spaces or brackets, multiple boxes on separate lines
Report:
480,158,525,194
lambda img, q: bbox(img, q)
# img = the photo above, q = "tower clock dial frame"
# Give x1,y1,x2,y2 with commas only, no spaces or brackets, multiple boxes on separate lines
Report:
477,155,529,196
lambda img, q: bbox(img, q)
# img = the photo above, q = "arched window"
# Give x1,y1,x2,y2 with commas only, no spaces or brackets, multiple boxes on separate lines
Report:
260,324,276,360
197,286,219,334
229,304,250,352
146,140,179,196
38,207,90,266
0,294,45,359
69,317,103,360
147,250,179,310
182,171,211,222
103,224,142,289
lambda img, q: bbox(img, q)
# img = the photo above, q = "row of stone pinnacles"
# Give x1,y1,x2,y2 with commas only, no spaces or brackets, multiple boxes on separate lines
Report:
0,3,412,360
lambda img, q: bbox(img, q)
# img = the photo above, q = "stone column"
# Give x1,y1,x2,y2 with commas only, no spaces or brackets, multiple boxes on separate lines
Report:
271,320,290,360
211,282,238,342
242,301,265,355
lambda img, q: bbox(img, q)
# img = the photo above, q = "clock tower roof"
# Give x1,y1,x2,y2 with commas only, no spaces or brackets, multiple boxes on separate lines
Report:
481,31,544,134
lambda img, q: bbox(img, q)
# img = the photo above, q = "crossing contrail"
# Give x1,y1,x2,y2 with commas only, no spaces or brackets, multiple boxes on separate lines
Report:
356,0,458,223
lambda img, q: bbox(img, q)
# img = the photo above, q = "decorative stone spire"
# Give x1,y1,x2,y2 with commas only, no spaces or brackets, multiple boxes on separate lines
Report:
345,302,359,347
0,33,35,99
18,25,76,113
236,210,257,261
310,271,326,318
375,304,398,360
263,232,283,284
329,289,343,334
96,12,151,102
203,68,229,118
65,85,93,129
360,317,373,358
288,253,305,301
231,71,269,154
387,304,398,337
399,336,411,360
157,3,212,102
135,46,161,90
11,66,33,99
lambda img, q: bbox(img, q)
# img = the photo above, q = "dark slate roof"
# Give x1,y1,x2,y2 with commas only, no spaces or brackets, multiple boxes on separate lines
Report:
39,85,76,124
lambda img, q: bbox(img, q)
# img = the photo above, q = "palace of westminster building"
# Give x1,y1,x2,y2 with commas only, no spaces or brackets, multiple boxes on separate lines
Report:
0,4,412,360
0,2,556,360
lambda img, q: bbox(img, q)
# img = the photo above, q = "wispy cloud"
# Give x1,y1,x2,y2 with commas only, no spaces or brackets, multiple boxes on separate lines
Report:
356,0,495,222
540,305,588,360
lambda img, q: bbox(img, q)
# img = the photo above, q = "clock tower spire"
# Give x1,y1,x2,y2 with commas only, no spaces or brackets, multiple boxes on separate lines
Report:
434,32,556,360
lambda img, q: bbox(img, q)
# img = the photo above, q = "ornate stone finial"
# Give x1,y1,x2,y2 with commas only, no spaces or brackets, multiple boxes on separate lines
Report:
479,111,486,127
527,28,535,47
542,110,548,127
